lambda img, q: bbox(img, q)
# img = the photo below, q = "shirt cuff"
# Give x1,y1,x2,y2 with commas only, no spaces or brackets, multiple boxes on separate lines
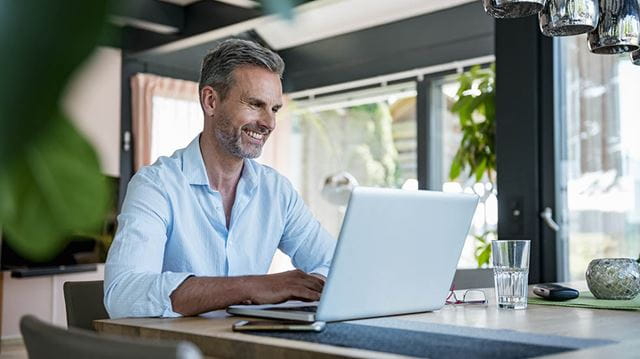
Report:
309,265,330,278
160,272,194,317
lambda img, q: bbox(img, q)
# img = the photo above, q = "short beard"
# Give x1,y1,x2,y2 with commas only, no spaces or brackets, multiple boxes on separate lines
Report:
213,114,263,159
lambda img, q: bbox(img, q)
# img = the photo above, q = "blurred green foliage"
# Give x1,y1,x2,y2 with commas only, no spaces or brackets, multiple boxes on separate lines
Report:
0,1,111,261
300,103,400,188
449,64,496,268
449,64,496,184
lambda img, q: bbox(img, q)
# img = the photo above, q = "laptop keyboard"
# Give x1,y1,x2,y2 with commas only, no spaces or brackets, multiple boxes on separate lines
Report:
265,305,318,313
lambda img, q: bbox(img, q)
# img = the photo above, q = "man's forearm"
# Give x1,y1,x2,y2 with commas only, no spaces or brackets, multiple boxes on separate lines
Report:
170,270,325,316
170,276,252,316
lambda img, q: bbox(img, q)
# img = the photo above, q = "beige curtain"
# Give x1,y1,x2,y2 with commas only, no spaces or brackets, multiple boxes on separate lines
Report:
130,73,199,170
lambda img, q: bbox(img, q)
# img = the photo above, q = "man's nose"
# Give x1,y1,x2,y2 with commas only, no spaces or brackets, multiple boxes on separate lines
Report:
259,109,276,131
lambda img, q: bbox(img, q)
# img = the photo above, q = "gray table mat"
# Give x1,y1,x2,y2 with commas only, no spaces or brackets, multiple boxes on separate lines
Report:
245,321,614,359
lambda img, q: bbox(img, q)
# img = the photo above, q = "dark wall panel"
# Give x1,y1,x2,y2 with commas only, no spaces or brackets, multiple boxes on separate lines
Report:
495,16,556,283
280,2,494,92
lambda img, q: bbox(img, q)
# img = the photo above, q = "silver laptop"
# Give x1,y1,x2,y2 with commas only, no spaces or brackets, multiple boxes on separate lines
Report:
227,187,478,322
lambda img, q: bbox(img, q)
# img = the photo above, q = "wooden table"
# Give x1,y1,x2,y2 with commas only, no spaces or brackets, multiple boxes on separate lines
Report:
95,282,640,358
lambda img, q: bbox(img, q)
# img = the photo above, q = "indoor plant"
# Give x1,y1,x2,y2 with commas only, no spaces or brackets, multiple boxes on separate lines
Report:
448,64,496,268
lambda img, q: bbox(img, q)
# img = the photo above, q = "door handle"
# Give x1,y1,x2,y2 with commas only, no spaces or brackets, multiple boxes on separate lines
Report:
540,207,560,232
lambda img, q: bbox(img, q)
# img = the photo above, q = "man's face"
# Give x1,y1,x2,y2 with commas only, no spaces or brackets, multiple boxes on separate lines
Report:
211,66,283,159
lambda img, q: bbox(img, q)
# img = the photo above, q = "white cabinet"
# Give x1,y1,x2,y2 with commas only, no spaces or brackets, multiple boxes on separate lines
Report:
1,265,105,339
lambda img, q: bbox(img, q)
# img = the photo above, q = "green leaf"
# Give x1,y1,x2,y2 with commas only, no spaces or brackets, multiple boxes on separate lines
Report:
449,152,462,181
0,111,110,262
476,244,492,268
474,158,487,182
451,94,466,113
0,1,108,170
474,235,487,244
447,62,496,187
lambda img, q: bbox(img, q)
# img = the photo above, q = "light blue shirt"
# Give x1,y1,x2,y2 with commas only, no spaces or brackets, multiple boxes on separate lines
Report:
104,135,335,318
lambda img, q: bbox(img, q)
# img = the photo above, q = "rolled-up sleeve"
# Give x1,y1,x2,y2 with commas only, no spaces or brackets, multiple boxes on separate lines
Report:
278,180,336,278
104,171,193,318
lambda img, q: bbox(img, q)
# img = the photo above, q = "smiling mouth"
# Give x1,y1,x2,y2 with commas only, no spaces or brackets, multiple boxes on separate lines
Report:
243,128,266,142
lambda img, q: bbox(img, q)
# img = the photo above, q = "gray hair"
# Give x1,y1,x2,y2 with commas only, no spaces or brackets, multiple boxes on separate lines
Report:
198,39,285,99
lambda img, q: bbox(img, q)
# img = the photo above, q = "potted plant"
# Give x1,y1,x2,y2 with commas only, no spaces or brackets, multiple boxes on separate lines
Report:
448,64,496,268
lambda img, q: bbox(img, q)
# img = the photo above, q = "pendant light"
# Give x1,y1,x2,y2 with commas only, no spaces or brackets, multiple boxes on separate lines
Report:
539,0,600,36
588,0,640,54
632,49,640,64
483,0,547,18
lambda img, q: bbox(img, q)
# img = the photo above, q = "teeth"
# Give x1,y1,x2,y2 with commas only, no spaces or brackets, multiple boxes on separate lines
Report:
245,130,264,140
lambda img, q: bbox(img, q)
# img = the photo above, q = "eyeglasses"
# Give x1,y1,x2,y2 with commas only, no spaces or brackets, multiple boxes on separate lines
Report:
445,285,487,305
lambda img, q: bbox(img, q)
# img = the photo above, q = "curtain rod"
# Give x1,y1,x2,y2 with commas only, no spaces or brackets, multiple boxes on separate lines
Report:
287,54,495,100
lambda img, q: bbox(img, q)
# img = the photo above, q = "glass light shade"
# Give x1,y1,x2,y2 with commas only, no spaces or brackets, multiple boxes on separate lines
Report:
539,0,599,36
588,0,640,54
483,0,547,18
632,48,640,65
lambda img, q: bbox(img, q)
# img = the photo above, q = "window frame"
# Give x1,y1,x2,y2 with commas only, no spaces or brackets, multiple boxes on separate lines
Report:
494,17,558,284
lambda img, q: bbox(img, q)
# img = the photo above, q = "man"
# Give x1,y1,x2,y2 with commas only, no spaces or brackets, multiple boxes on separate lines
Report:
104,39,335,318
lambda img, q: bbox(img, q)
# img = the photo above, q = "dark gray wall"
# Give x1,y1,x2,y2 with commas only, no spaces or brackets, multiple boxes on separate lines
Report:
495,16,556,283
280,1,494,92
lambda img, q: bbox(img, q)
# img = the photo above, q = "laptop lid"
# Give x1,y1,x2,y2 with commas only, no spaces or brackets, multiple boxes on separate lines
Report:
315,187,478,322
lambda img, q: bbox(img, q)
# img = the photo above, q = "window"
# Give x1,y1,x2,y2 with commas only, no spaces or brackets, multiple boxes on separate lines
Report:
151,96,202,162
265,84,418,272
289,83,418,236
558,35,640,280
282,68,497,270
429,72,497,269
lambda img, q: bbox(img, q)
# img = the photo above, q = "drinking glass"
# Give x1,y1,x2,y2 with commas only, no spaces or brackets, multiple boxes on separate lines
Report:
492,240,530,309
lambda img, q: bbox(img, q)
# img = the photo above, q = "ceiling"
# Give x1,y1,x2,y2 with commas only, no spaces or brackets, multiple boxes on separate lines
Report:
114,0,480,82
255,0,476,50
113,0,476,53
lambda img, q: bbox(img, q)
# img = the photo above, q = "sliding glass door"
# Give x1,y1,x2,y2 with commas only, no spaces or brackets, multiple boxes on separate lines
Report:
557,35,640,280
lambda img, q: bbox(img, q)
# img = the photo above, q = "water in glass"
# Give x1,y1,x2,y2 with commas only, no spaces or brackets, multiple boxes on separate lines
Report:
493,266,529,309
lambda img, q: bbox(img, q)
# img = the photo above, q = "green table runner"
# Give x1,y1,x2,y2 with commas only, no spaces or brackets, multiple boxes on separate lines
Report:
529,291,640,311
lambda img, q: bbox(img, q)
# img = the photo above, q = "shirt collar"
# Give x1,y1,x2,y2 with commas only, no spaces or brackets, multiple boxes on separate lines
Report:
182,134,258,191
182,135,209,186
240,157,258,191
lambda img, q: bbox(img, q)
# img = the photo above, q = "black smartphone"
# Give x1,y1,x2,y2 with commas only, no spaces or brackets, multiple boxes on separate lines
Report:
232,320,326,332
533,284,579,301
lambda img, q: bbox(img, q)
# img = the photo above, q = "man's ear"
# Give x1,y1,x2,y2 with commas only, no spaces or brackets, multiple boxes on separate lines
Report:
200,86,219,116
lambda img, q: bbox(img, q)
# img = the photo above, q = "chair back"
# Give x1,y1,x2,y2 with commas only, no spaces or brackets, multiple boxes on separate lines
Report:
20,315,202,359
63,280,109,331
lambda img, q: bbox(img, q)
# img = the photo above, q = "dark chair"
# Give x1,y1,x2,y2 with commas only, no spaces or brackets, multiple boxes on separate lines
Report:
20,315,202,359
63,280,109,331
452,268,494,290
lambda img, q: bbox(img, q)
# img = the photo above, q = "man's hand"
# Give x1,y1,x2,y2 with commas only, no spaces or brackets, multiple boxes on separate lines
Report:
170,270,325,316
309,273,326,282
244,269,325,305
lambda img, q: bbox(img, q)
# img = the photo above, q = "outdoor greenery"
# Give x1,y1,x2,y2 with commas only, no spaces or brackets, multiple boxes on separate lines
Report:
448,64,496,268
300,103,400,188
